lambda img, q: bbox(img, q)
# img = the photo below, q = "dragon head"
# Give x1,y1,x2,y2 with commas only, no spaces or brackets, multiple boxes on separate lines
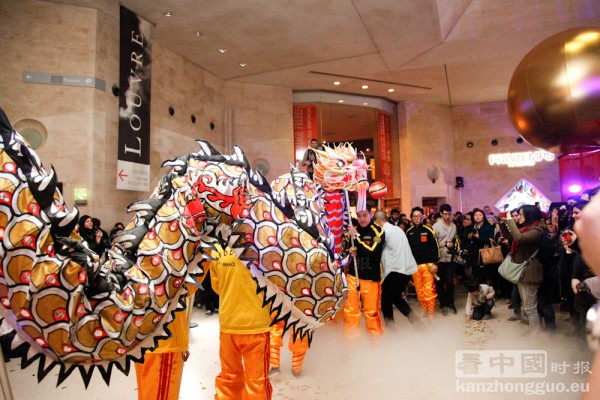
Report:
312,143,370,210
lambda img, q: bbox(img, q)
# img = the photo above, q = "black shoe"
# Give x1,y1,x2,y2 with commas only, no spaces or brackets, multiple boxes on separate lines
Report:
449,305,457,314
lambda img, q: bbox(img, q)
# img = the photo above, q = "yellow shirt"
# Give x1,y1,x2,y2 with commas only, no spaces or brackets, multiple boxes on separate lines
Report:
149,285,197,354
210,245,271,334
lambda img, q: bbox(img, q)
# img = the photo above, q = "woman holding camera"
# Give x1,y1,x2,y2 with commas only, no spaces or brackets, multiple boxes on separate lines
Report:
77,214,106,255
502,205,544,334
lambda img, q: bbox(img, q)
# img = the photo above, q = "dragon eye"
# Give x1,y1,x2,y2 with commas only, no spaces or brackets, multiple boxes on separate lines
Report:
336,161,345,168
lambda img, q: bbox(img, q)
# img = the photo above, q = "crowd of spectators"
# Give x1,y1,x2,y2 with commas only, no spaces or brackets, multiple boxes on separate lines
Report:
382,187,599,336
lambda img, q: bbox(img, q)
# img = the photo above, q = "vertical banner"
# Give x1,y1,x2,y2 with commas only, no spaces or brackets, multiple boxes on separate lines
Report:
377,111,393,197
117,6,152,191
293,104,318,163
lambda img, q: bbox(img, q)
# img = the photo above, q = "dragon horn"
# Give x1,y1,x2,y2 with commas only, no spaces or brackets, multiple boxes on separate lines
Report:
231,145,248,167
161,154,190,175
28,166,57,209
126,198,165,222
54,206,79,237
196,139,221,156
0,107,13,134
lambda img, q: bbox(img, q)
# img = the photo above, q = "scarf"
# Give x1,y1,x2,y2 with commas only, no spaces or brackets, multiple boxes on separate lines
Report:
510,222,537,257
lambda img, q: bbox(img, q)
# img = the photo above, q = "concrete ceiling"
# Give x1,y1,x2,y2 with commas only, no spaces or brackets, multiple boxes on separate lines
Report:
56,0,600,106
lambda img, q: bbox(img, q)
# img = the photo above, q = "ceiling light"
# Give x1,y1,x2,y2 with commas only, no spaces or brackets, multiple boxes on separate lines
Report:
363,102,368,106
388,88,395,93
333,81,341,86
164,11,172,17
194,31,202,37
239,62,247,67
338,100,344,103
218,48,227,53
361,85,368,89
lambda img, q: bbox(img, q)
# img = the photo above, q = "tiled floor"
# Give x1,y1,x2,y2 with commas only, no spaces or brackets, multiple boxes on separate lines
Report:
2,297,594,399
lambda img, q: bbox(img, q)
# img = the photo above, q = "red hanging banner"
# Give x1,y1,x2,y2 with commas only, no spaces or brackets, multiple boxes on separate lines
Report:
293,104,318,163
377,111,393,197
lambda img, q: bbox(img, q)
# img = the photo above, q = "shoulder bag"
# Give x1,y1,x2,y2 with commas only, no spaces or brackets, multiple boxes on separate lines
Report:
479,239,503,265
498,249,540,284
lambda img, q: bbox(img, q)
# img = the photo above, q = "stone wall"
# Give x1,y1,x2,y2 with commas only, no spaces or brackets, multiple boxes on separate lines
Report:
452,102,560,213
0,0,294,229
397,100,560,214
398,101,457,213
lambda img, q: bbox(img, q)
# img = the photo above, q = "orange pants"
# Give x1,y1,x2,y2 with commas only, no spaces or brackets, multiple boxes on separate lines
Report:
135,351,184,400
270,321,309,373
215,332,272,400
343,275,383,338
412,263,437,315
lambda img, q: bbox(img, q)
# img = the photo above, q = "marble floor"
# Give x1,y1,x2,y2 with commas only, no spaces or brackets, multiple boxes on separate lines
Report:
0,293,594,400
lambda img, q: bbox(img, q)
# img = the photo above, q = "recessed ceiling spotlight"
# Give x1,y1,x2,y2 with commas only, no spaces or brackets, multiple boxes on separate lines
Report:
388,88,395,93
363,102,368,106
239,62,247,67
218,48,227,53
164,11,172,17
361,85,368,89
194,31,202,37
333,81,341,86
338,100,344,103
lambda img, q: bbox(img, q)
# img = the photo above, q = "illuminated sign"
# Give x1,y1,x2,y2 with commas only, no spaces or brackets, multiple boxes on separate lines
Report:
488,150,555,167
74,188,88,205
495,178,551,212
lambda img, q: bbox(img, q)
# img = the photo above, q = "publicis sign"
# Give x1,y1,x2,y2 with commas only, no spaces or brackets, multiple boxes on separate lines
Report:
488,150,555,168
117,6,152,191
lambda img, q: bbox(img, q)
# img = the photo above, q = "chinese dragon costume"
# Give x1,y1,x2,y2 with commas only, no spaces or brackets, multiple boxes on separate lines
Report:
0,107,371,386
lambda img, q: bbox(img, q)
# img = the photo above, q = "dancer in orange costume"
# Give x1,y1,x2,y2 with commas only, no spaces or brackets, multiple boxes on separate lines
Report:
406,207,439,317
344,207,385,338
135,285,198,400
269,321,309,376
210,244,273,400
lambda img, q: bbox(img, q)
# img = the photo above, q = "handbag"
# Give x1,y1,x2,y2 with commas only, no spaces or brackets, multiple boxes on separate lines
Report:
498,249,539,284
479,239,503,265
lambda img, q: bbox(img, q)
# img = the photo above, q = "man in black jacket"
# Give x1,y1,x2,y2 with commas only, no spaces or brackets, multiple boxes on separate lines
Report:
406,207,439,318
344,207,385,338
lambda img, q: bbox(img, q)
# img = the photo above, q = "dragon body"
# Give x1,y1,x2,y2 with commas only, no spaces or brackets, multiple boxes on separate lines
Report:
0,108,372,386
